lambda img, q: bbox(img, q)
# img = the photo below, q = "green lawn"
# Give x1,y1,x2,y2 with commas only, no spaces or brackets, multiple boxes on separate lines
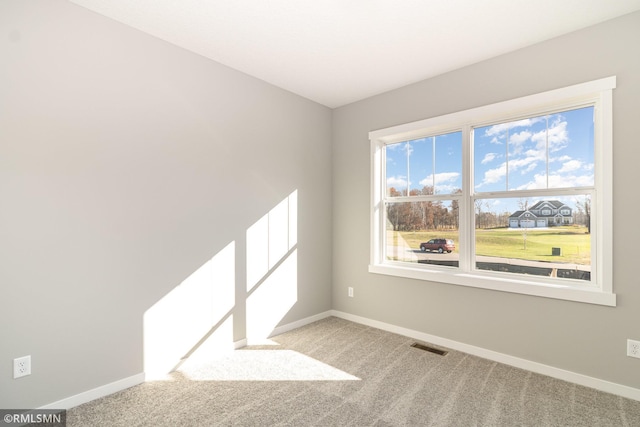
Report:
390,226,590,265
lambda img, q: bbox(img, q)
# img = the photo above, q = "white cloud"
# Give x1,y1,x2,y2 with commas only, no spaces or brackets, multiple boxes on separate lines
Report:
557,159,582,173
553,155,572,162
434,184,459,194
515,174,547,190
481,153,497,164
386,141,413,155
509,130,532,145
547,173,593,188
484,117,543,137
515,172,594,190
522,162,538,174
477,154,539,189
531,120,568,151
477,163,507,187
386,176,407,189
509,155,539,172
419,172,460,187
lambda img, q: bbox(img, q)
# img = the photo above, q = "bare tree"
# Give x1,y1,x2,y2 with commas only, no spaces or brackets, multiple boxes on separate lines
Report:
517,198,529,211
475,199,493,229
517,198,529,250
575,196,591,233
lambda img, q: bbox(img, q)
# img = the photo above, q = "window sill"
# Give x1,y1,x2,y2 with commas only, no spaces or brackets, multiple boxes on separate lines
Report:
369,263,616,307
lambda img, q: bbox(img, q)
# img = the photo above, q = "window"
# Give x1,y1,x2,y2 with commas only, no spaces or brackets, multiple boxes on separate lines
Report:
384,131,462,266
370,77,615,306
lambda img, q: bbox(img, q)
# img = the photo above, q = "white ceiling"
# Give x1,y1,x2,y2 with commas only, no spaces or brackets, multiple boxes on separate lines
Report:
69,0,640,108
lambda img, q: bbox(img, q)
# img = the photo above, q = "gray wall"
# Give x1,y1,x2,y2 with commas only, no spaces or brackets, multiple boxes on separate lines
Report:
332,11,640,390
2,0,639,411
1,1,332,408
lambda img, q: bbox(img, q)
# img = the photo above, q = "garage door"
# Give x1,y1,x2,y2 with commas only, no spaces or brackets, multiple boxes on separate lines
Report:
521,220,535,228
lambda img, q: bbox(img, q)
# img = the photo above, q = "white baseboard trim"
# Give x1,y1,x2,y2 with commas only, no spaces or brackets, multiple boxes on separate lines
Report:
330,310,640,402
42,309,636,410
39,373,145,410
269,310,334,338
35,314,325,411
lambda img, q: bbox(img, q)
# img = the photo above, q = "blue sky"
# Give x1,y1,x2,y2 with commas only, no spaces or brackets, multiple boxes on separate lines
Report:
385,106,594,213
473,106,594,192
385,131,462,195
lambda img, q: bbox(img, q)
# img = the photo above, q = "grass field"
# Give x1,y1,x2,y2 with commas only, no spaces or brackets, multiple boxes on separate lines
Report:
389,225,590,265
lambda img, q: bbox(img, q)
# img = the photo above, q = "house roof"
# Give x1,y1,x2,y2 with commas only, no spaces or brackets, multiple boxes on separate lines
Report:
529,200,567,210
509,210,539,219
510,200,574,220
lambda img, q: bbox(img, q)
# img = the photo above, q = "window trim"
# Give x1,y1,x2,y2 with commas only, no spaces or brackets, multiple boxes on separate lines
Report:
369,77,616,306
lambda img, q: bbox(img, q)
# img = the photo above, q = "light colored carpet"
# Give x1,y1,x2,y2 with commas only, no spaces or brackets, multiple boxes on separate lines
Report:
68,317,640,426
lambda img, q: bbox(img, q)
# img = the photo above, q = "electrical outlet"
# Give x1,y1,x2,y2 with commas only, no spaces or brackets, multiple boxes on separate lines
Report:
628,339,640,359
348,287,354,297
13,355,31,379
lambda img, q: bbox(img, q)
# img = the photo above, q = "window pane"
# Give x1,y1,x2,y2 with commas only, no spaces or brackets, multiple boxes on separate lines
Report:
435,132,462,194
507,116,544,190
386,141,411,196
386,131,462,197
473,122,507,192
547,107,594,188
386,200,459,267
474,107,594,192
408,137,434,195
474,195,591,281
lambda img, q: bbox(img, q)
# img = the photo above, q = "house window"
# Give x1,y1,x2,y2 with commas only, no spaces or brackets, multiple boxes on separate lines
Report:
370,77,615,306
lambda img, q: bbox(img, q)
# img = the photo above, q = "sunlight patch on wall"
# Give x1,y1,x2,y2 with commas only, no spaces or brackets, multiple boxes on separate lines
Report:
246,214,269,292
268,197,290,270
246,190,298,344
246,249,297,344
144,241,235,380
179,349,360,381
288,190,297,251
176,315,235,373
247,191,298,292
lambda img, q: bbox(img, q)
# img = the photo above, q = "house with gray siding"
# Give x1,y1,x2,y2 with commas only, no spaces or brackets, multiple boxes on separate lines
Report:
508,200,573,228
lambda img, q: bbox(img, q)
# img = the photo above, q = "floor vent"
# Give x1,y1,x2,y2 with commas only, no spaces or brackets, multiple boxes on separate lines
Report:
411,343,448,356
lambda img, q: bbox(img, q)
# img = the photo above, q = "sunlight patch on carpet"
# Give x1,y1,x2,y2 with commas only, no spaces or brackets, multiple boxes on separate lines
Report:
178,349,361,381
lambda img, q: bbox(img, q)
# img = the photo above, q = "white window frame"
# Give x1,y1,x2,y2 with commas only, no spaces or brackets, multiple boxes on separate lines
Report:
370,77,616,306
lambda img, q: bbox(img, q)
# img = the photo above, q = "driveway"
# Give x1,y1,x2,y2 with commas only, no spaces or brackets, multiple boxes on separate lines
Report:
386,245,591,273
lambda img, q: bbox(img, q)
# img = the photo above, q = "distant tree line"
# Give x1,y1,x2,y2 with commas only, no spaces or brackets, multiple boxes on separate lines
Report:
387,187,591,231
386,186,459,231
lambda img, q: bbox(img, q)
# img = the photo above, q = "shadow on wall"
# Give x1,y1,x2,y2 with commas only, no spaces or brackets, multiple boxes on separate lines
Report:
143,191,298,380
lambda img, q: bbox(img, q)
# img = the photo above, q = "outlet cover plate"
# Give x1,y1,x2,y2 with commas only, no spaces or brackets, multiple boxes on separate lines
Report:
13,355,31,378
627,339,640,359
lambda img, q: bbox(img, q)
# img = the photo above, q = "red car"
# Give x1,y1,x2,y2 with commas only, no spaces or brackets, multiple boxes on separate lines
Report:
420,239,455,253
